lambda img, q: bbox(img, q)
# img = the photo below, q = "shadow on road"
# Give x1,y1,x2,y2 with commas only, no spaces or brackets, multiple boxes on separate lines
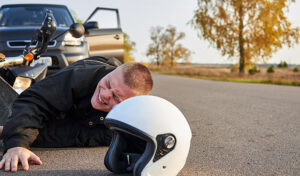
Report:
0,169,131,176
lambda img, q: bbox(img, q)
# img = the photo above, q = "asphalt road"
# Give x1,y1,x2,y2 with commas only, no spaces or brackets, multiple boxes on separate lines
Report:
1,73,300,175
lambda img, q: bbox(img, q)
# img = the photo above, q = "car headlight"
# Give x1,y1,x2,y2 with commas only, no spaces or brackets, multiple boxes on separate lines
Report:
63,32,84,46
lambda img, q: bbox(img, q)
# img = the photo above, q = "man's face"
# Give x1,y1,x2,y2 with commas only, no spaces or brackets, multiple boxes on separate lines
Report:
91,67,137,112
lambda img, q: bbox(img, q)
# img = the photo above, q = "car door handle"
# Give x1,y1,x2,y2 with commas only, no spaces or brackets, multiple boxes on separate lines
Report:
114,34,120,40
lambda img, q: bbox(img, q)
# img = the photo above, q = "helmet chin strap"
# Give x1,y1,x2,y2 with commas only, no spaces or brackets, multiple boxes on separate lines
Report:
121,153,141,172
104,131,147,174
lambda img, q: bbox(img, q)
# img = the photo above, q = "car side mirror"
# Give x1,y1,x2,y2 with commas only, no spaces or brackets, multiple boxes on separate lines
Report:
84,21,99,30
69,23,85,38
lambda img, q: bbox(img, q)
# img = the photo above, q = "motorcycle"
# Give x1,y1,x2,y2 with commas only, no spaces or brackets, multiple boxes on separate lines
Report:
0,9,84,124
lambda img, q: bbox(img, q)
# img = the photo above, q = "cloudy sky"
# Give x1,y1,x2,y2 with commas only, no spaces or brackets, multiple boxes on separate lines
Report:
1,0,300,64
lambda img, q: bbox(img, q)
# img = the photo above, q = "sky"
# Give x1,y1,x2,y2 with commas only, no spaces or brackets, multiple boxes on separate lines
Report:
1,0,300,64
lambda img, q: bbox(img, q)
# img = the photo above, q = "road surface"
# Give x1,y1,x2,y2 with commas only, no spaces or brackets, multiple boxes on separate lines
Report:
1,73,299,175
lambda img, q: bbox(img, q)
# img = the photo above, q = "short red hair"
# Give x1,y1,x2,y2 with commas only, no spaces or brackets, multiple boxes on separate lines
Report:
120,62,153,95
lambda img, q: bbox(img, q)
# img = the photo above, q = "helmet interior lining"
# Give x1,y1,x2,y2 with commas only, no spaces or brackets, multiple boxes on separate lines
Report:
104,119,156,176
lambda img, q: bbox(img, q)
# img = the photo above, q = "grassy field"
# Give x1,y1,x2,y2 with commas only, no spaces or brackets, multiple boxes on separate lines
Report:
149,65,300,86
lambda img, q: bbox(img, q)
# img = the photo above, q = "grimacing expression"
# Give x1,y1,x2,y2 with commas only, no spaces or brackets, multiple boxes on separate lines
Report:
91,67,137,112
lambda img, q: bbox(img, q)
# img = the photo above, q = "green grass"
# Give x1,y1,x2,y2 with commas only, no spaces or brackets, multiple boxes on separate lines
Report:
151,71,300,86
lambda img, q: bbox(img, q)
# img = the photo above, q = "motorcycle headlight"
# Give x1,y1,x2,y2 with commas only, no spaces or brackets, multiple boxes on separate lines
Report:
13,77,32,94
63,32,84,46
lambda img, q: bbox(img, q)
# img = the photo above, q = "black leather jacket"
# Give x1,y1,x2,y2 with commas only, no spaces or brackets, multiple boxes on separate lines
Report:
2,57,121,153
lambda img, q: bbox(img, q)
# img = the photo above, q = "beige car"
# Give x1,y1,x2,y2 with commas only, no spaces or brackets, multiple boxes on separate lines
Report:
84,7,124,62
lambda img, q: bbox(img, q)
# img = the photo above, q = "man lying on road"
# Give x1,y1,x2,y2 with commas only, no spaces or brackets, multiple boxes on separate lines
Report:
0,56,153,172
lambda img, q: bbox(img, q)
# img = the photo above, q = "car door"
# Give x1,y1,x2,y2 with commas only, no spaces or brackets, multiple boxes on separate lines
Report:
84,7,124,63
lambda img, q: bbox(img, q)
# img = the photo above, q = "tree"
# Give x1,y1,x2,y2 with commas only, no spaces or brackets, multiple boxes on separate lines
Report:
147,26,191,66
162,26,191,66
146,26,164,66
124,33,136,63
191,0,300,73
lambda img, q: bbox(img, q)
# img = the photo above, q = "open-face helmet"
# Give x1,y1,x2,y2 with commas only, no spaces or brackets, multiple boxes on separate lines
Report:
104,95,192,176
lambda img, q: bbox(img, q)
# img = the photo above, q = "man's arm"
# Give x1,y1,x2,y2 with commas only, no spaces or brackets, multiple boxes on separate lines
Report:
0,68,77,172
1,58,115,172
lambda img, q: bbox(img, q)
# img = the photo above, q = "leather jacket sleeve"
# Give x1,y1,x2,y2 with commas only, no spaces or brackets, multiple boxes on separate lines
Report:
2,57,117,153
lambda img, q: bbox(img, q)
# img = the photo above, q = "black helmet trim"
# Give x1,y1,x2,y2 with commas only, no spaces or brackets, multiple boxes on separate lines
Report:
153,133,176,162
104,119,155,176
105,119,152,142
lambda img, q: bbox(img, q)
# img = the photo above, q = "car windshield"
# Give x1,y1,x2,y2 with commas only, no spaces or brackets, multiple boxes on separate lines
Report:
0,6,74,27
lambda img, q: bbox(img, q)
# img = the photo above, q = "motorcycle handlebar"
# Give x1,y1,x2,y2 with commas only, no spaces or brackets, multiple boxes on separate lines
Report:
33,10,57,58
0,56,24,67
0,10,56,68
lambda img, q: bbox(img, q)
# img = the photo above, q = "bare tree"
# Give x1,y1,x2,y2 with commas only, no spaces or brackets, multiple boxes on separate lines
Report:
162,26,191,66
147,26,191,66
146,26,164,66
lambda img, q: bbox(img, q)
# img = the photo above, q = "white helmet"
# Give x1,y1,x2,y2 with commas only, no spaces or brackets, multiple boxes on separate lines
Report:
104,95,192,176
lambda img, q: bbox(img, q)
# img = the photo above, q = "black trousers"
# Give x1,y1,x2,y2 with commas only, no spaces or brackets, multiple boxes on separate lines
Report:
31,117,112,148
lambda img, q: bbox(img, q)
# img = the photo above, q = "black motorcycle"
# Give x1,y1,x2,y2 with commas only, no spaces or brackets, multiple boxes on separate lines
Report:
0,10,84,124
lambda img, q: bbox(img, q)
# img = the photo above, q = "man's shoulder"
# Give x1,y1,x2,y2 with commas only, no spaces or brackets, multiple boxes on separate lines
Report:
48,57,119,81
81,57,122,67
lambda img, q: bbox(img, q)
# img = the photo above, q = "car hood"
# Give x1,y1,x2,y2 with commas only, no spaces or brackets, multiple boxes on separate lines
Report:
0,26,69,42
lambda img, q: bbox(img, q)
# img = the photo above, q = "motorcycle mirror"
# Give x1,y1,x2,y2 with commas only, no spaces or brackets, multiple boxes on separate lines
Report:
69,23,85,38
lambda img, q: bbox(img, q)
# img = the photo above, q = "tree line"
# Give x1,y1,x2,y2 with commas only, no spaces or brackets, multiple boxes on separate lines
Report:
125,26,192,67
127,0,300,73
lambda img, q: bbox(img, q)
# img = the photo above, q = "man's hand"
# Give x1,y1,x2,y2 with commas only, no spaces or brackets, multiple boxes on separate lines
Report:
0,147,42,172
